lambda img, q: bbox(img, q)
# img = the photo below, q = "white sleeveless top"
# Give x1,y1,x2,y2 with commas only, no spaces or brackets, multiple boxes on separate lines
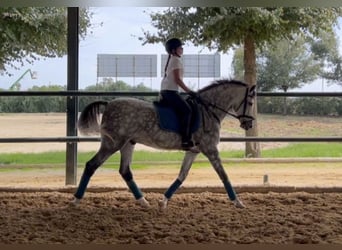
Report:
161,55,183,92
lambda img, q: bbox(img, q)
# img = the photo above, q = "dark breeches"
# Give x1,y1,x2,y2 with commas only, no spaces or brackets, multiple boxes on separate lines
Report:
160,90,192,141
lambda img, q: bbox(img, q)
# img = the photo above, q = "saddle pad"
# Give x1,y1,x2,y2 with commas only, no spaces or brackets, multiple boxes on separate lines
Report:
153,100,201,134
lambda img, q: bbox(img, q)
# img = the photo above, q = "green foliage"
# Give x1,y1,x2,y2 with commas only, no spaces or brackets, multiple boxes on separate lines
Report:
141,7,342,51
258,96,342,116
0,79,154,113
0,7,93,73
0,84,66,112
304,30,342,87
323,56,342,84
79,78,155,111
257,35,321,91
310,30,342,86
231,47,244,81
310,30,340,62
293,97,342,116
143,7,342,90
232,32,340,92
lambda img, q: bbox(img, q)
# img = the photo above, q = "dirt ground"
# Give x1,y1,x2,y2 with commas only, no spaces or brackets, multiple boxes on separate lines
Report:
0,165,341,244
0,113,341,244
0,191,341,244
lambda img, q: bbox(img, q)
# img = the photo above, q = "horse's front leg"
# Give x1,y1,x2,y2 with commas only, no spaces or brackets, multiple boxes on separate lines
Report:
202,147,245,208
119,142,150,208
159,151,199,210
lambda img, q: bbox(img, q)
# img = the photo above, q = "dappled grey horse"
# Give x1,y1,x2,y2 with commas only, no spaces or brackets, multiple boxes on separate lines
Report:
72,79,256,209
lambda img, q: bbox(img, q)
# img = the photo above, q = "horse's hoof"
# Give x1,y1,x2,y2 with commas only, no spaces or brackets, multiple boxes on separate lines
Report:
158,199,168,210
70,197,81,206
232,198,246,209
137,197,150,208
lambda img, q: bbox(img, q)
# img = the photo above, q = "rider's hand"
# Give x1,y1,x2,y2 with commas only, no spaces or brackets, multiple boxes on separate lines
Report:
188,91,199,99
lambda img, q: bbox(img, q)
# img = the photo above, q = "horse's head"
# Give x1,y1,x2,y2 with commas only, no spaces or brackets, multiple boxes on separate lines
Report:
198,80,256,130
234,85,256,130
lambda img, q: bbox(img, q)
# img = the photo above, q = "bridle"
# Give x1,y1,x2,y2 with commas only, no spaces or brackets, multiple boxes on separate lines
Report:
195,85,255,123
230,86,255,120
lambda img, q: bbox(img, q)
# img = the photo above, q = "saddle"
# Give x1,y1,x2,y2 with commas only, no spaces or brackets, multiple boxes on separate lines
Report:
153,97,201,135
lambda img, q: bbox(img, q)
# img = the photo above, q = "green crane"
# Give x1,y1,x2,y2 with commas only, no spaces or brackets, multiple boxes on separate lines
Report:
9,69,37,91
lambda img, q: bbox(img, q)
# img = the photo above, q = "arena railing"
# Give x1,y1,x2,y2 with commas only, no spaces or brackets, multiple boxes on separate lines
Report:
0,90,342,185
1,89,341,143
1,90,341,144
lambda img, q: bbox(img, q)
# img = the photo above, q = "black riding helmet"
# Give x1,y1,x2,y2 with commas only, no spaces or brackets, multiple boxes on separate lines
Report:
165,38,183,54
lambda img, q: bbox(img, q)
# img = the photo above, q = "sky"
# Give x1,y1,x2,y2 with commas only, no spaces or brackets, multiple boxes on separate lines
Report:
0,7,341,92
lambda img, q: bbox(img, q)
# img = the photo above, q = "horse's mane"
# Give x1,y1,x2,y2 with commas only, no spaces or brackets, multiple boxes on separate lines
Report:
198,79,248,93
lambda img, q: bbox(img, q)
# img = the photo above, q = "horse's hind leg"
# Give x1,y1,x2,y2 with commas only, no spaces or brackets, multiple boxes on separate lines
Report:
159,151,199,209
73,137,124,204
119,142,150,208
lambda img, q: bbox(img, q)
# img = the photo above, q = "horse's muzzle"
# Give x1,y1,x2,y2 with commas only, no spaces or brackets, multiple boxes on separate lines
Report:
240,118,254,130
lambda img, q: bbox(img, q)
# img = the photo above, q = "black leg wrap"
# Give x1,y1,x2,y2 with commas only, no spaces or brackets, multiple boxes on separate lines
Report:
164,179,183,199
73,162,98,199
84,163,96,177
120,170,133,182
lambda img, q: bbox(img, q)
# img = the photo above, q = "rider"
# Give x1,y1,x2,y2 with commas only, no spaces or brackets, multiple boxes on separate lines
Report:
160,38,195,150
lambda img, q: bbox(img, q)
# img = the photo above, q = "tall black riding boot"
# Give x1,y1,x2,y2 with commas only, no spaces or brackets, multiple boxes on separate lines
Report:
181,123,194,150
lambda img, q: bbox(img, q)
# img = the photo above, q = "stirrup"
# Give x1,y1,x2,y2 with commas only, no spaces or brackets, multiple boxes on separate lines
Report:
181,141,194,150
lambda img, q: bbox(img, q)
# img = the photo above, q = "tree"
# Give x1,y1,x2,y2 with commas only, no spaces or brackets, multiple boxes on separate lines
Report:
259,36,321,91
79,79,154,110
233,30,341,91
260,36,321,114
231,47,244,81
89,78,132,91
140,7,342,157
310,30,342,86
0,84,66,112
232,34,324,115
0,7,93,73
29,84,66,112
323,56,342,85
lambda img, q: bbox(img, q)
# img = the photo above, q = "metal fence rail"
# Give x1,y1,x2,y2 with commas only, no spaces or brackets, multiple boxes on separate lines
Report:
1,90,342,97
1,136,342,143
1,90,341,185
1,90,342,145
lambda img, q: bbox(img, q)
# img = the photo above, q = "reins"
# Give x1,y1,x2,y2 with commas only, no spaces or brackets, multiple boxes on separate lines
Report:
193,86,254,124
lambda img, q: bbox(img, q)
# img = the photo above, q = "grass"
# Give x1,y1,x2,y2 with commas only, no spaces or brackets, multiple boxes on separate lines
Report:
1,143,342,170
262,143,342,158
214,143,342,158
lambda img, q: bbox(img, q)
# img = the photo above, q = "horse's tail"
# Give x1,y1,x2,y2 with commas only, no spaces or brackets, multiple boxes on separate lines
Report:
77,101,108,135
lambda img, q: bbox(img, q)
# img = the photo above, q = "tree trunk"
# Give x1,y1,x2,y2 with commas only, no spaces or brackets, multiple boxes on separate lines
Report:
243,34,261,158
283,95,288,116
282,85,288,116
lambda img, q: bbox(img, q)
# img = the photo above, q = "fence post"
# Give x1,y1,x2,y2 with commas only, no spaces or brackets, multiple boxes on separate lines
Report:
66,7,79,185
